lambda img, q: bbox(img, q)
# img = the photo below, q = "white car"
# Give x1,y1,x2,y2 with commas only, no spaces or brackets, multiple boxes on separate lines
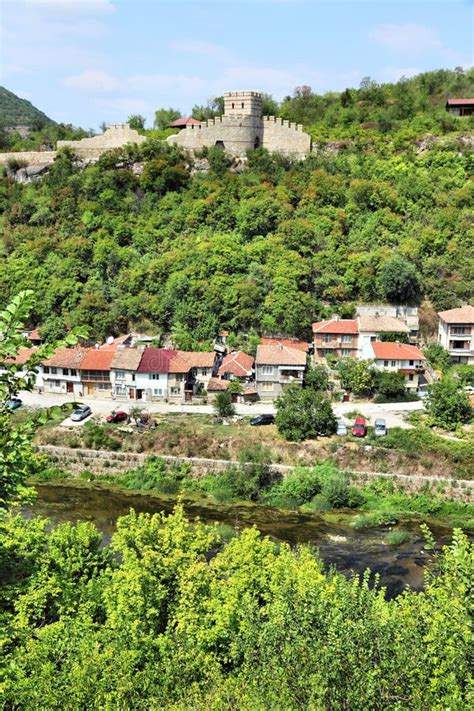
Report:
71,405,92,422
374,419,387,437
336,420,347,436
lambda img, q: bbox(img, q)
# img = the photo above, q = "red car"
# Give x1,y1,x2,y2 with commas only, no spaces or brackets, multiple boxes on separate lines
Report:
106,411,128,424
351,417,367,437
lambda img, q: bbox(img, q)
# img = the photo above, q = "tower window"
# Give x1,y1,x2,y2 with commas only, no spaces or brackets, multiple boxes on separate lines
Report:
231,102,234,109
241,102,244,109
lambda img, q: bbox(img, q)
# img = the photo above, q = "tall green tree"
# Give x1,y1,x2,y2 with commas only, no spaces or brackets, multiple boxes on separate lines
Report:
276,384,336,441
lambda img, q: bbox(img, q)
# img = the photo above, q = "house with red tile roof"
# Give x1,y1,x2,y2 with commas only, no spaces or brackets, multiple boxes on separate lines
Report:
368,341,426,390
312,318,359,361
178,351,216,393
255,344,307,400
218,351,254,380
134,348,195,402
110,347,144,400
77,346,116,397
438,305,474,365
40,347,87,395
260,337,309,352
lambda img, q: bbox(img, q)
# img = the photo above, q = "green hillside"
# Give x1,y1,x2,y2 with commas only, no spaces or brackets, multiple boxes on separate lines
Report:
0,69,473,342
0,86,54,129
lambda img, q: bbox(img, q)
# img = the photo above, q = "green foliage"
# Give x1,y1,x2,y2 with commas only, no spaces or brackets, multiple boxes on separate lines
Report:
423,342,453,373
154,107,181,130
374,370,407,401
304,362,329,392
82,423,122,451
1,506,472,708
213,391,235,418
276,385,337,441
426,377,472,430
0,85,53,129
127,114,146,130
337,358,375,395
385,529,411,546
379,255,421,304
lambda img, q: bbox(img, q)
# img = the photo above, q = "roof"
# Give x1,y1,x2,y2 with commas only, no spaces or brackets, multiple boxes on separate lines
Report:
438,305,474,324
79,348,115,371
178,351,215,368
43,347,86,369
255,344,307,366
207,377,230,392
3,347,36,366
168,117,201,127
111,348,143,371
169,353,192,374
137,348,177,373
358,315,409,333
260,337,309,352
28,329,42,341
312,319,358,335
371,342,424,361
446,98,474,106
218,351,254,378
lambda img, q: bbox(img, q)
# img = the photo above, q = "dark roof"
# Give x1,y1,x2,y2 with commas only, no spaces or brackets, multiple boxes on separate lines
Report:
137,348,177,373
446,99,474,106
168,117,201,127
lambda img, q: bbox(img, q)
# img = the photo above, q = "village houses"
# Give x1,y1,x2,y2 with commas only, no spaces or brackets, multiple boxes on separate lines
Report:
255,344,307,400
437,305,474,365
367,341,427,391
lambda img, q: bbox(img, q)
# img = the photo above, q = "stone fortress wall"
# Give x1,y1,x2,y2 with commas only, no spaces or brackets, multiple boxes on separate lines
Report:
168,91,311,158
0,125,146,168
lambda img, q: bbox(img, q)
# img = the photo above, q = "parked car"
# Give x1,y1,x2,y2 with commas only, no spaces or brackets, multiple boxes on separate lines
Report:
250,414,275,426
374,418,388,437
6,397,22,410
106,411,128,424
351,417,367,437
71,405,92,422
336,420,347,436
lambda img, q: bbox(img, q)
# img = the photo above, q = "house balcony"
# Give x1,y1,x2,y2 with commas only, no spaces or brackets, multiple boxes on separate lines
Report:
399,368,424,375
448,342,471,352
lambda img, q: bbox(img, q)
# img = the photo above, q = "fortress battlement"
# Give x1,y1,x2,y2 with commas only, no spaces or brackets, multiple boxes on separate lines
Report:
263,116,305,132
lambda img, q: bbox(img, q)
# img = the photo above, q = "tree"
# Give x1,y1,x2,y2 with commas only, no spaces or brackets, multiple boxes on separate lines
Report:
374,370,407,401
276,385,336,441
127,114,146,130
305,362,329,392
214,391,235,418
154,107,181,130
423,343,452,373
337,359,375,396
426,378,472,430
191,96,224,121
379,256,421,304
0,291,85,509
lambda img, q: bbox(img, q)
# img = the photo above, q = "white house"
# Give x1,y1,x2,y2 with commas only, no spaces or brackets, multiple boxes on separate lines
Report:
39,347,86,395
438,305,474,365
358,315,410,359
110,347,144,400
368,341,426,390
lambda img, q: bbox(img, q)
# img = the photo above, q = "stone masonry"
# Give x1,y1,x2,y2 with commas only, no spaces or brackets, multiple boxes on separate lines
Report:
167,91,312,158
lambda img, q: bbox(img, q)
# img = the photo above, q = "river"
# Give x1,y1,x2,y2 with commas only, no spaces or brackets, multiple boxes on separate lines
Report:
23,481,457,600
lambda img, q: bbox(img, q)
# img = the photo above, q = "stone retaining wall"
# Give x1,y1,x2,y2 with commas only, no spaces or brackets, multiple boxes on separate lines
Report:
36,445,474,501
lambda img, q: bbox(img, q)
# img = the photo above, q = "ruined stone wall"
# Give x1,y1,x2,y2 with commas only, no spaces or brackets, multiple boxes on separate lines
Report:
57,124,146,159
0,150,56,167
262,116,311,158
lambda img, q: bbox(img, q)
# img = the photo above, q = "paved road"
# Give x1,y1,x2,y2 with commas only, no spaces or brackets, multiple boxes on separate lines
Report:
18,390,424,429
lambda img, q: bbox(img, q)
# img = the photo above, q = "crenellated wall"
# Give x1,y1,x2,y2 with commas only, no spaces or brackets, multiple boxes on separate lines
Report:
57,124,146,158
261,116,311,157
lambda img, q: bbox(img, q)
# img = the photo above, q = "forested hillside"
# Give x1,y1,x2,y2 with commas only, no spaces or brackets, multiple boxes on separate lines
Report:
0,69,473,343
0,86,53,130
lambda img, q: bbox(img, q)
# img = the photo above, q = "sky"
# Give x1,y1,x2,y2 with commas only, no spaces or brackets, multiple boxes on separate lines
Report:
1,0,473,130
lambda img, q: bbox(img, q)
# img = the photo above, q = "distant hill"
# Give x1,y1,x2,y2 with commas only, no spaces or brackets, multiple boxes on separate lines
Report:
0,86,54,130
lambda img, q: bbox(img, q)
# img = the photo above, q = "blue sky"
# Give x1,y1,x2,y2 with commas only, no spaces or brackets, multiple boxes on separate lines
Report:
1,0,473,130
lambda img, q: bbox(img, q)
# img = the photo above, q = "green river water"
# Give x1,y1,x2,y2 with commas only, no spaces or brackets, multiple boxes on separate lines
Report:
22,480,459,599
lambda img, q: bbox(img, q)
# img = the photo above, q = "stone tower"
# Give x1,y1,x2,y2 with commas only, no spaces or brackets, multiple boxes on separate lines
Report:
223,91,263,118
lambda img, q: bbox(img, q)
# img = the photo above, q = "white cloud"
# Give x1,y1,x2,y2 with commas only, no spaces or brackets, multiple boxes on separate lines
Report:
369,23,442,53
64,70,119,92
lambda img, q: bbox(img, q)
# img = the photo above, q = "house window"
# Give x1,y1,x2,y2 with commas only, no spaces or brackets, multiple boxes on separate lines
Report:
115,370,126,380
153,388,163,396
171,387,180,395
261,382,273,391
261,366,273,375
409,360,414,366
63,368,69,376
50,367,57,374
175,374,183,382
370,336,376,342
43,366,50,374
53,380,60,388
341,349,351,357
408,374,414,381
323,334,332,343
391,360,396,367
149,374,160,380
70,369,77,376
201,368,208,376
383,360,389,367
97,382,110,391
341,335,352,343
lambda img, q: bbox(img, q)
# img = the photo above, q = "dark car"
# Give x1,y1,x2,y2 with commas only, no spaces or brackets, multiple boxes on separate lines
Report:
106,411,128,424
250,414,275,426
6,397,22,410
71,405,92,422
351,417,367,437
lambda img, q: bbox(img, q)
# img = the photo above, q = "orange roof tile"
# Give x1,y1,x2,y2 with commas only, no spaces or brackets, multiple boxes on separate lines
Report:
79,348,115,371
178,351,216,368
43,347,86,368
312,319,358,335
438,305,474,324
3,347,36,366
358,315,409,333
169,354,192,374
256,344,307,366
260,337,309,352
371,342,424,361
218,351,254,377
207,377,230,391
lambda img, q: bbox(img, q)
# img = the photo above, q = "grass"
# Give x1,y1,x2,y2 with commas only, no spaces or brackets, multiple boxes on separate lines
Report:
385,529,411,546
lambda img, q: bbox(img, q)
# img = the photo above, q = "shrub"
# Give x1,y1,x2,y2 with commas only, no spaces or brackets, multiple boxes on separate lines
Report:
265,467,322,507
214,392,235,418
385,529,411,546
276,385,336,442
